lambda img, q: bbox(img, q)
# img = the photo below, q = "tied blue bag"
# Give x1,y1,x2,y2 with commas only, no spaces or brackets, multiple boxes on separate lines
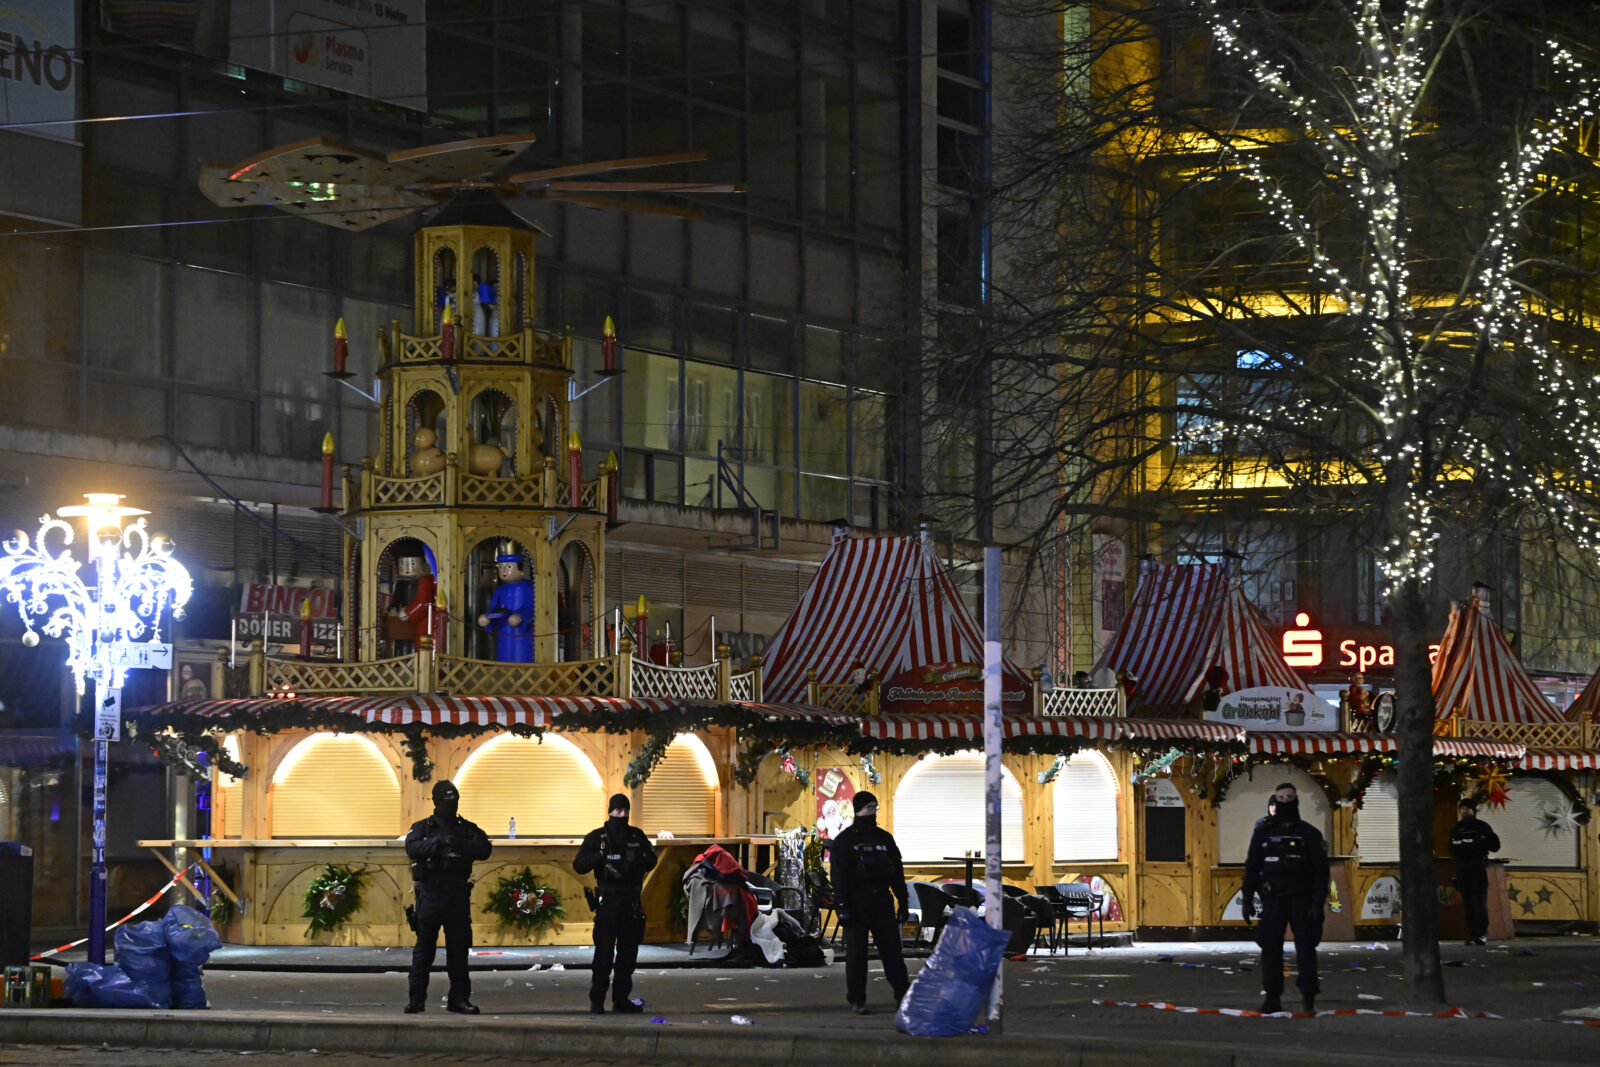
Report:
64,962,160,1009
895,906,1012,1037
114,920,173,1009
162,904,222,1009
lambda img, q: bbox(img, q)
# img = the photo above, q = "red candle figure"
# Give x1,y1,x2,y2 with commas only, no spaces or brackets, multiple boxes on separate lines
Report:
601,314,619,373
567,430,583,507
330,316,350,377
440,302,456,362
318,432,336,510
601,450,619,524
298,595,314,659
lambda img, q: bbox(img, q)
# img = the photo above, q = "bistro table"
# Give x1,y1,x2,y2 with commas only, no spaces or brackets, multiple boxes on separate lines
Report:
944,854,984,892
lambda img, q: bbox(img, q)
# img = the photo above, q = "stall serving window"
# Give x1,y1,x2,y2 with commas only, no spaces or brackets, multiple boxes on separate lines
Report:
1053,751,1119,862
893,752,1024,863
1354,769,1400,865
638,733,719,836
215,735,243,838
456,735,604,837
1217,766,1331,864
270,734,400,838
1494,777,1580,868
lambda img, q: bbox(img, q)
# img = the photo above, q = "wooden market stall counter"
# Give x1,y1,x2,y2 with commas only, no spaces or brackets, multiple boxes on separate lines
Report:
140,836,777,947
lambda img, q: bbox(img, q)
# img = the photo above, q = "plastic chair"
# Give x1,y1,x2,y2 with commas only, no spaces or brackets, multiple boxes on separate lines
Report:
1033,885,1072,954
912,882,954,946
1004,884,1057,954
1052,882,1105,949
1000,895,1038,956
805,869,840,944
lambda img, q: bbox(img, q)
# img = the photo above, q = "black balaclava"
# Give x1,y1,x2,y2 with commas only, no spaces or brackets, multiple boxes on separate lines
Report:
607,793,631,830
853,790,879,824
432,780,460,822
1272,795,1300,823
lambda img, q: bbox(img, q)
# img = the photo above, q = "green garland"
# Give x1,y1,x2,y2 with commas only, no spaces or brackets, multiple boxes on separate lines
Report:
206,860,235,928
482,867,564,935
302,864,366,938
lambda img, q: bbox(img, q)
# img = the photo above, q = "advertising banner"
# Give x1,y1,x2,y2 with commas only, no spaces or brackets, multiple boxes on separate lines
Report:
235,583,340,652
880,662,1031,715
2,1,78,138
1203,685,1340,731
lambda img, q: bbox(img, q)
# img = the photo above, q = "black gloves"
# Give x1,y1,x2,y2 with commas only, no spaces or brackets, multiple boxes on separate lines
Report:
1241,898,1256,923
896,900,910,924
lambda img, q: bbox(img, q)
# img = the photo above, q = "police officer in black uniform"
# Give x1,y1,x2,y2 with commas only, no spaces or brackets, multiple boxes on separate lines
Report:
1241,782,1329,1014
1450,797,1501,946
829,791,910,1015
574,793,657,1015
404,779,492,1014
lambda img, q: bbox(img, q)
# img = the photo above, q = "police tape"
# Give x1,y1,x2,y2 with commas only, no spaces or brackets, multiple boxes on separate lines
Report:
29,863,201,961
1093,999,1500,1020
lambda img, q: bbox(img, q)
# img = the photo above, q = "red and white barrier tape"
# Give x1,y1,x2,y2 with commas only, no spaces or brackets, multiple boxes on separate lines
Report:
30,863,201,961
1093,999,1499,1020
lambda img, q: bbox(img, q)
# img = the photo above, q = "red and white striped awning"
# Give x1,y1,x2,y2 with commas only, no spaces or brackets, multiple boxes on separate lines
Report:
1092,563,1303,716
1432,596,1564,724
1249,732,1395,756
758,535,1028,704
1433,738,1525,760
1519,748,1600,771
145,694,682,728
860,713,1241,745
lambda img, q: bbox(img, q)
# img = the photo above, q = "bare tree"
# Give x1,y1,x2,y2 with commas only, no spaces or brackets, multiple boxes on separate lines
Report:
952,0,1600,1004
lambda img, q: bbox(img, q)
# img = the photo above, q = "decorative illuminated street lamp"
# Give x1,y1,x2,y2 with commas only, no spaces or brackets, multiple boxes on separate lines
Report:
0,493,192,964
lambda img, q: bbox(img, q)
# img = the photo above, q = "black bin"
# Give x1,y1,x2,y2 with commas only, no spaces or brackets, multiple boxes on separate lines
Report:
0,842,33,967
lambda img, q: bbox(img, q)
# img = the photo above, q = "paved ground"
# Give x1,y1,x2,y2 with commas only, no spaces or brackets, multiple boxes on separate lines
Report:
8,938,1600,1064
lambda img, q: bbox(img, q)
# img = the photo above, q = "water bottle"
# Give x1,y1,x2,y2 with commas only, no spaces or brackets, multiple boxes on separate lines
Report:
508,816,516,839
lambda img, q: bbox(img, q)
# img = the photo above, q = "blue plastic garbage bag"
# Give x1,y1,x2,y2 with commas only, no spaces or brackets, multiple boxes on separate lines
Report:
114,920,173,1009
895,906,1011,1037
64,962,160,1009
162,905,222,1009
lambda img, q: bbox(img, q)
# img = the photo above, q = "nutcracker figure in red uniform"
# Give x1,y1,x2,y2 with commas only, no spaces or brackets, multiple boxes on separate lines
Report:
384,552,437,655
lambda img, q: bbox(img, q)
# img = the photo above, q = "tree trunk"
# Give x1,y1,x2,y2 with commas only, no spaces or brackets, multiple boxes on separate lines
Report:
1390,574,1446,1007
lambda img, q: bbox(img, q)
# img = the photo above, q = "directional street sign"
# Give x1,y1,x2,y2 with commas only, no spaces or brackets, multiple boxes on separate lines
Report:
105,641,173,670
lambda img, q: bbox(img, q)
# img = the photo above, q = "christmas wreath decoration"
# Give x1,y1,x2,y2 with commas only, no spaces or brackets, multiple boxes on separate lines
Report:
302,864,366,938
207,860,236,928
483,867,564,935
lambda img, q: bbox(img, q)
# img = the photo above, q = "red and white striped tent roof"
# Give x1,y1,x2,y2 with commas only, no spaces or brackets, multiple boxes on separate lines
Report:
1566,670,1600,723
759,534,1028,703
1431,596,1564,723
1520,748,1600,771
1091,563,1304,717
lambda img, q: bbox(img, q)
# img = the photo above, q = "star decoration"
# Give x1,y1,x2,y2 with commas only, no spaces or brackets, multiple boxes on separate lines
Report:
1473,767,1511,809
1520,896,1538,915
1537,886,1554,904
1538,801,1582,837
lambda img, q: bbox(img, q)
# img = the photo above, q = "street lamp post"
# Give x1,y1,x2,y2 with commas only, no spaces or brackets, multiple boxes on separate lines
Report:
0,493,192,963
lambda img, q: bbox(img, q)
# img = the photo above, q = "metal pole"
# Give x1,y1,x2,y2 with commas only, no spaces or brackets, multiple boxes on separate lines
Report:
87,728,110,964
983,546,1003,1030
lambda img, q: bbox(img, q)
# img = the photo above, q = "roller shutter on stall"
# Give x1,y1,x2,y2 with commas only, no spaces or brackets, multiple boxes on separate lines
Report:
1354,770,1400,865
456,735,604,836
1494,778,1580,868
1053,751,1120,862
893,752,1024,863
1217,766,1331,864
270,734,401,837
638,734,718,835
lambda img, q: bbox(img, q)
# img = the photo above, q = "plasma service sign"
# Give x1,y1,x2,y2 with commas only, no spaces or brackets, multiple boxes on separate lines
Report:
233,0,425,106
1202,685,1340,731
0,1,77,138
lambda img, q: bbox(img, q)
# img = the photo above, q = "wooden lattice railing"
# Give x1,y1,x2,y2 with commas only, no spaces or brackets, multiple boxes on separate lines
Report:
370,471,445,507
436,655,616,696
631,660,720,701
460,473,545,506
729,670,757,702
812,682,877,716
462,334,528,362
1447,718,1587,748
1040,687,1124,718
264,656,417,694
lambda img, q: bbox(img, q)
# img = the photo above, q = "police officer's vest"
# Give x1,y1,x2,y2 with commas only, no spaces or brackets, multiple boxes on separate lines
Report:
599,828,649,892
1450,822,1491,863
847,837,897,894
1260,826,1314,894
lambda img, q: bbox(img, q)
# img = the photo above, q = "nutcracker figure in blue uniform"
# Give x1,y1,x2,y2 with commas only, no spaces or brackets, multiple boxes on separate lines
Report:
476,542,534,662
